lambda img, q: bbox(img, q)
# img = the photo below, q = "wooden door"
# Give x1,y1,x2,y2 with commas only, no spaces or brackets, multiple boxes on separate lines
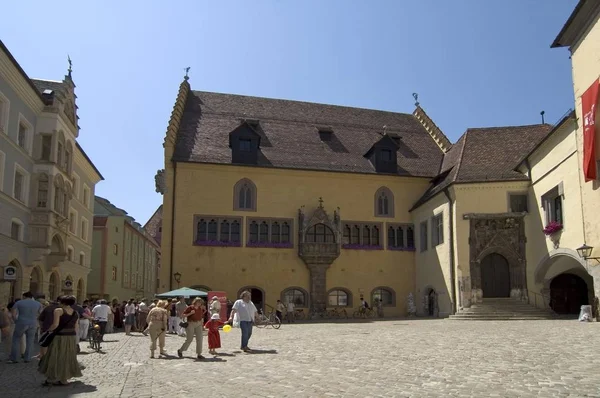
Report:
480,253,510,298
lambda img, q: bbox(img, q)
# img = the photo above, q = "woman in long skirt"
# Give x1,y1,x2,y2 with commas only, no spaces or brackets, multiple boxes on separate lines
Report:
38,295,83,386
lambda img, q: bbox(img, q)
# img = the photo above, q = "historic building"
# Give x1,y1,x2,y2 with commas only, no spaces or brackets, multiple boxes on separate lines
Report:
89,196,160,301
0,40,103,304
155,1,600,318
155,71,553,317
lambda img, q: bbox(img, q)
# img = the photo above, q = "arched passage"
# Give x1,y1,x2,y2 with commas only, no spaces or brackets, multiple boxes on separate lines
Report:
50,234,64,254
480,253,510,298
550,273,589,315
238,286,265,312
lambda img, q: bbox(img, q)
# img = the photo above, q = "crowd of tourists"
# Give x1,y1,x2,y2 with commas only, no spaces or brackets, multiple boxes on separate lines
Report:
0,290,262,386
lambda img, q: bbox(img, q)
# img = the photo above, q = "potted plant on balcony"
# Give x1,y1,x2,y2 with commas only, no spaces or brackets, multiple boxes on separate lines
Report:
543,221,563,248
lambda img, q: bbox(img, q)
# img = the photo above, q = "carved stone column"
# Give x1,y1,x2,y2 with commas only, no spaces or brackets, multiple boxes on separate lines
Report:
297,199,341,312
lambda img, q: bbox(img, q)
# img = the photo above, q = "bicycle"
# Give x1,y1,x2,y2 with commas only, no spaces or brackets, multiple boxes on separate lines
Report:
256,310,282,329
352,306,376,319
327,307,348,319
309,308,329,320
88,322,102,352
293,309,305,321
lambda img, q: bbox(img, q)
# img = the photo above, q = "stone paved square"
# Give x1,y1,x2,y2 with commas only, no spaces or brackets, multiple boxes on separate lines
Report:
1,319,600,397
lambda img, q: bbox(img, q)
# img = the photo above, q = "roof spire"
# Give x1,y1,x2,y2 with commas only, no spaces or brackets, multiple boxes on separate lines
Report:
184,66,190,81
412,92,419,107
67,55,73,78
540,110,545,124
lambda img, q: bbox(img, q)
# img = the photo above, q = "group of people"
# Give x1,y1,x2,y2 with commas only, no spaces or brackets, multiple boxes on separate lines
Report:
143,291,258,359
0,290,265,386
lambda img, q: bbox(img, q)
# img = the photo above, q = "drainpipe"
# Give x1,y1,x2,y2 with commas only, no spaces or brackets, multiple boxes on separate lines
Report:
168,162,177,291
443,188,457,315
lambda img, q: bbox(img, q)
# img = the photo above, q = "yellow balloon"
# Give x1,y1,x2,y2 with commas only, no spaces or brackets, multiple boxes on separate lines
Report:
223,325,232,333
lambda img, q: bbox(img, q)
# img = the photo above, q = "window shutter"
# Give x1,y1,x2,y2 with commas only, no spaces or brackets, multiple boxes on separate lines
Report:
558,182,564,197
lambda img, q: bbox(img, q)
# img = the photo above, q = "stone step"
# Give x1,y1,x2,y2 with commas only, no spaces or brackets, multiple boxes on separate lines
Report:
447,298,555,321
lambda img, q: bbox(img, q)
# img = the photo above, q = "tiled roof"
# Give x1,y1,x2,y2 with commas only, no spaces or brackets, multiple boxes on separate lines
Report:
143,205,163,246
31,79,64,94
411,124,552,210
173,91,445,177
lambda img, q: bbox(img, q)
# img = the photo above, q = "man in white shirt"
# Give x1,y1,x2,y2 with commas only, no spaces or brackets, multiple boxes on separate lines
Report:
286,301,295,323
137,299,149,333
228,291,258,352
124,299,136,335
92,300,111,340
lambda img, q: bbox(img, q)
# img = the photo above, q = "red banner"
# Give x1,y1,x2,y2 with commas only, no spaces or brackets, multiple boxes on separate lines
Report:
582,79,599,182
207,291,228,321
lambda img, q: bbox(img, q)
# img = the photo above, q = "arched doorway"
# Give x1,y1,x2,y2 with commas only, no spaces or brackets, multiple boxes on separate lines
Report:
48,272,60,300
550,273,589,315
238,286,264,312
428,289,437,316
480,253,510,298
29,266,42,297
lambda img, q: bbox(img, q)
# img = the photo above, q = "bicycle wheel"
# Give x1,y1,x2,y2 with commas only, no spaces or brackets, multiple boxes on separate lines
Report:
270,315,281,329
295,311,304,321
352,310,361,318
95,336,102,352
256,314,268,328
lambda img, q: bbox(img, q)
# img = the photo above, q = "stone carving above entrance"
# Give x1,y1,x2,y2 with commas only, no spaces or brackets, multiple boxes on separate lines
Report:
298,198,341,311
464,213,527,307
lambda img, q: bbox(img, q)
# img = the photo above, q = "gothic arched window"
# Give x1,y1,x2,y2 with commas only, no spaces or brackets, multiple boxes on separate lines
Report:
233,178,257,211
374,186,394,217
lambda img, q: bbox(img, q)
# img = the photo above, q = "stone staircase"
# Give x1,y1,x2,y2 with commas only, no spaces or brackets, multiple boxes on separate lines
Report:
448,298,556,321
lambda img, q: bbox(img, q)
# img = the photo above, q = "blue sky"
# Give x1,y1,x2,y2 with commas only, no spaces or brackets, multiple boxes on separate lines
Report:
1,1,577,223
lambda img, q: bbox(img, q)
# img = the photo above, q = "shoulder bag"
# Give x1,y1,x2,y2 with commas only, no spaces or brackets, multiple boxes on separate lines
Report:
39,311,77,348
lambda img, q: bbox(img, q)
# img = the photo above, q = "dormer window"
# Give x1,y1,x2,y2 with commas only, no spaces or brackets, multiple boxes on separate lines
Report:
381,149,393,162
229,121,261,165
364,135,399,174
239,138,252,152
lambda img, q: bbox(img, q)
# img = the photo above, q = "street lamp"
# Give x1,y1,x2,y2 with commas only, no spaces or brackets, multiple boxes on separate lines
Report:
173,272,182,288
576,243,600,265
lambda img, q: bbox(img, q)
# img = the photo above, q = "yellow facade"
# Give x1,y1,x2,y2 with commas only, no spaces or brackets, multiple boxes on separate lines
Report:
160,162,429,316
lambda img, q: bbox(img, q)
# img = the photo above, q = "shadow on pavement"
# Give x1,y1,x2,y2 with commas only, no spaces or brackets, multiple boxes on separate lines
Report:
246,349,277,355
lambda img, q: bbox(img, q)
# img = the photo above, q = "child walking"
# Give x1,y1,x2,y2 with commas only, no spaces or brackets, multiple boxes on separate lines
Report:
204,313,225,355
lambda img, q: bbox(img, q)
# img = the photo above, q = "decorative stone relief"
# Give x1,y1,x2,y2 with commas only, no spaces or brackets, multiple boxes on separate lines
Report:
407,293,416,316
297,198,341,311
155,169,166,194
466,214,527,301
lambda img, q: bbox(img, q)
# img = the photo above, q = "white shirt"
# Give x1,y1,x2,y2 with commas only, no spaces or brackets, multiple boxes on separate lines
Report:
232,299,257,322
92,304,110,321
287,302,295,312
138,302,149,312
125,303,136,316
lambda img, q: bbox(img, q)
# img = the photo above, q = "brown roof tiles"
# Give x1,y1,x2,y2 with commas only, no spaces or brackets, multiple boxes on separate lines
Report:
172,91,445,177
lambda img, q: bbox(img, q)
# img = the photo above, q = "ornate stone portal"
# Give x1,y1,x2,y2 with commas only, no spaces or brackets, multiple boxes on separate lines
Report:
298,198,341,311
464,213,527,306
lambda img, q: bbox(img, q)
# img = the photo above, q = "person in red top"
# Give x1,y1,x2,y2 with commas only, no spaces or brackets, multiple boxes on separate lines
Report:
204,313,225,355
177,298,206,359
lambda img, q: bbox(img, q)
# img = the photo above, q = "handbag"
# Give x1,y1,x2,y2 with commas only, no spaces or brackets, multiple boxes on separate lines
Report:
39,311,77,347
179,317,189,329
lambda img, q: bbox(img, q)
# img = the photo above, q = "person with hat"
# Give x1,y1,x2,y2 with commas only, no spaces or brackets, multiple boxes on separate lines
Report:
209,296,221,317
204,313,225,355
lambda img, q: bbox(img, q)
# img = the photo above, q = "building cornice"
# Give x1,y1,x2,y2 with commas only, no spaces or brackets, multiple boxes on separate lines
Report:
551,0,600,49
0,41,45,112
74,143,103,183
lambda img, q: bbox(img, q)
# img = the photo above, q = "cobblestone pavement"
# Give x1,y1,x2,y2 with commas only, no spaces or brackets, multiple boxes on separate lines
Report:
1,319,600,397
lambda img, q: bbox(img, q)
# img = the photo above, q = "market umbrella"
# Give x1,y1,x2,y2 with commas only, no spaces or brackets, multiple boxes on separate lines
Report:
155,287,208,298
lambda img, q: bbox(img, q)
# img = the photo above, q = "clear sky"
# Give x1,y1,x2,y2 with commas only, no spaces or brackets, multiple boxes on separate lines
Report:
1,1,578,224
